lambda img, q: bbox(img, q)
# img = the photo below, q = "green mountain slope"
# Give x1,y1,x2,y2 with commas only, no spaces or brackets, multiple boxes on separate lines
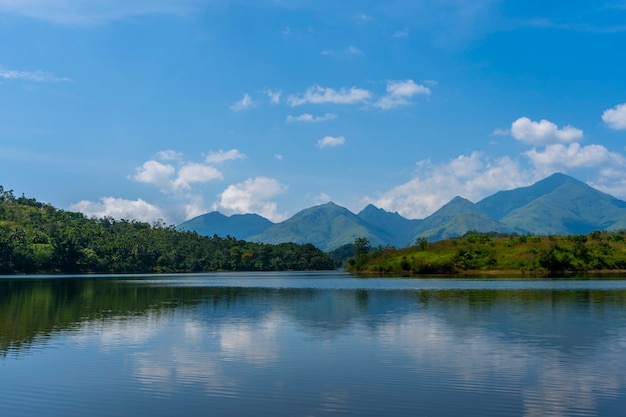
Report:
477,173,574,220
357,204,422,247
178,211,273,239
177,173,626,249
412,196,514,242
249,202,394,251
498,175,626,234
0,189,336,274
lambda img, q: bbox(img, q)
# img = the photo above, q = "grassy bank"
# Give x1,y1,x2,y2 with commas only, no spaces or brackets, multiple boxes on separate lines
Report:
348,231,626,275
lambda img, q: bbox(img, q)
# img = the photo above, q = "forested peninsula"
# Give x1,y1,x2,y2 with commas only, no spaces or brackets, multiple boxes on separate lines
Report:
347,231,626,275
0,187,337,274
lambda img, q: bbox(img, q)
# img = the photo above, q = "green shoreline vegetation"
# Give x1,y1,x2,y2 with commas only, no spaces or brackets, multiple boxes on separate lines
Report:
0,186,337,274
347,231,626,275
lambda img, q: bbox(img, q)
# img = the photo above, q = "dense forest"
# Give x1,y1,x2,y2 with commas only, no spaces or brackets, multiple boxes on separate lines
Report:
348,230,626,275
0,186,337,274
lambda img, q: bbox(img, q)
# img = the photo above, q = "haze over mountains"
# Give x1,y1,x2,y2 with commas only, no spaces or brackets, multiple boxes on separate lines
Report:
179,173,626,251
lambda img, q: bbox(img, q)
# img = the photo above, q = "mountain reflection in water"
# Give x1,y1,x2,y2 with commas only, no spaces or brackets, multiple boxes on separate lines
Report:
1,272,626,417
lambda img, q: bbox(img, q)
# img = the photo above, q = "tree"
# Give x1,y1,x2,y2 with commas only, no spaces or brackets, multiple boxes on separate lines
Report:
415,237,428,250
353,237,371,257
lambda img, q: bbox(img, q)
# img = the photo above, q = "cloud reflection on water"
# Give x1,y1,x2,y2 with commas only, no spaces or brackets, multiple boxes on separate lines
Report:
58,286,626,416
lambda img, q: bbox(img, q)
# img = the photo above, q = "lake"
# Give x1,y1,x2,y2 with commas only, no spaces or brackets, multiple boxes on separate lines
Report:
1,271,626,417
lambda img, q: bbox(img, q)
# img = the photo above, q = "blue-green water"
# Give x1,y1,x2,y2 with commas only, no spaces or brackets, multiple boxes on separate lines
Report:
2,271,626,416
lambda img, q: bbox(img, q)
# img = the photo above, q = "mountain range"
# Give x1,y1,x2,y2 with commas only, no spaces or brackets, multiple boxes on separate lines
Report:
179,173,626,251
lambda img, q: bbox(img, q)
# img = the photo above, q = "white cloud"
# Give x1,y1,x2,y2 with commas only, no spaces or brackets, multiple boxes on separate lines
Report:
287,85,371,106
317,136,345,148
231,93,255,111
156,149,183,161
524,143,624,173
286,113,337,122
173,163,223,190
205,149,246,164
372,141,626,220
273,154,284,161
374,79,431,110
0,0,202,25
368,152,532,219
602,103,626,130
314,193,332,204
265,89,281,104
70,197,166,223
589,169,626,200
510,117,583,145
183,194,206,220
132,151,230,193
491,128,509,136
321,46,364,56
213,177,287,222
131,160,176,193
0,65,69,82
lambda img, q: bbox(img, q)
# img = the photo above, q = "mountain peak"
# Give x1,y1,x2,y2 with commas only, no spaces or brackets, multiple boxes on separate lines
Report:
179,173,626,250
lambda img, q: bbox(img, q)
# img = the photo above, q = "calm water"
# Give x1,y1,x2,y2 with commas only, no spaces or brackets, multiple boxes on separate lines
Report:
2,271,626,417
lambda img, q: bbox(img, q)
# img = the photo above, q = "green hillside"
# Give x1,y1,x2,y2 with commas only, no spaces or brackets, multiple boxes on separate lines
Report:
176,173,626,251
250,202,394,252
412,197,515,242
357,204,421,247
498,176,626,234
349,230,626,275
0,187,336,274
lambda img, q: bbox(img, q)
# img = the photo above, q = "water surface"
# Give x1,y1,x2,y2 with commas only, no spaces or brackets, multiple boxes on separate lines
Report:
1,271,626,416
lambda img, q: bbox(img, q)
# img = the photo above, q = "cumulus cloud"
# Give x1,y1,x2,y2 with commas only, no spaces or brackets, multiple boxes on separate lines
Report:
131,149,246,193
0,65,69,82
131,160,177,193
213,177,287,222
510,117,583,145
205,149,246,164
602,103,626,130
589,170,626,200
317,136,345,148
368,152,532,219
286,113,337,122
231,93,255,111
75,148,254,225
374,79,431,110
0,0,202,25
182,194,207,220
287,85,371,106
70,197,166,223
173,163,223,190
525,143,625,173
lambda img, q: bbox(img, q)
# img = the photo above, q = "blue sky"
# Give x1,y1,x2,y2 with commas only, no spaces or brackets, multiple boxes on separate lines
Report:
1,0,626,224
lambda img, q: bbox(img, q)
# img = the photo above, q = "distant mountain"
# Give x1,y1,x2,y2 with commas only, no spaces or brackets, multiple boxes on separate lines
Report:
477,173,574,221
178,173,626,251
178,211,273,239
248,202,394,252
481,173,626,235
412,196,515,242
357,204,422,247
